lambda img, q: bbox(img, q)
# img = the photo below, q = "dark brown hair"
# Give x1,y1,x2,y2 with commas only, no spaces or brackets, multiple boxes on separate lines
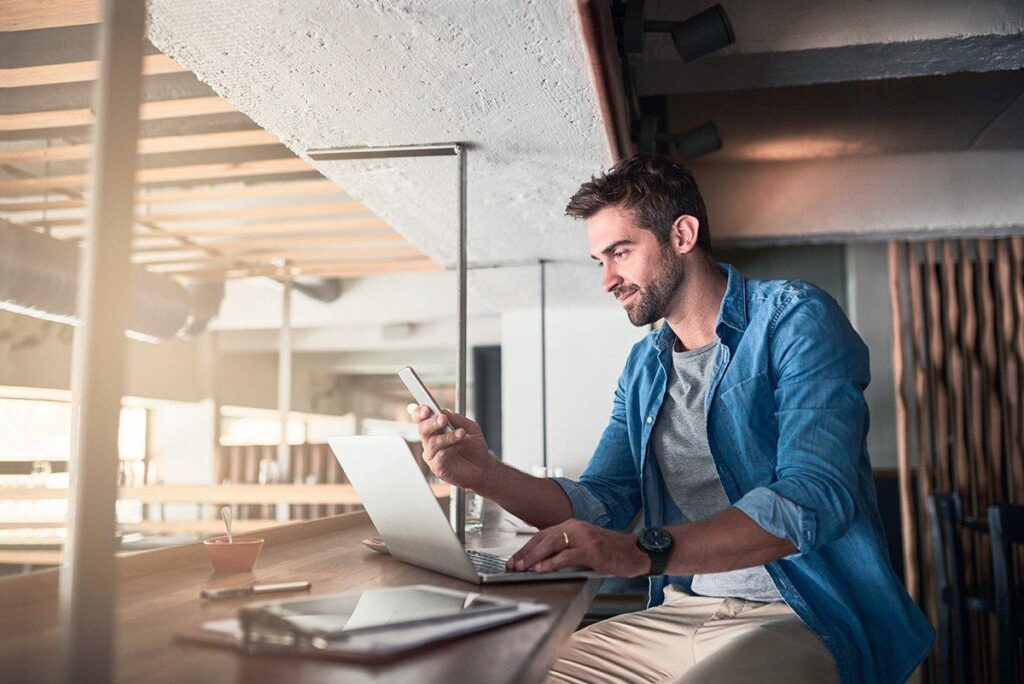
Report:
565,154,711,252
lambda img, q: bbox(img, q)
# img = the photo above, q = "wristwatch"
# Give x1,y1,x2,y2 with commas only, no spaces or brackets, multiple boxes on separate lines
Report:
636,527,674,576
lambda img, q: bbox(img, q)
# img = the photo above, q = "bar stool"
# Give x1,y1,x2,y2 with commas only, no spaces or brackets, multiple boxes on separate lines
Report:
988,503,1024,684
928,493,994,684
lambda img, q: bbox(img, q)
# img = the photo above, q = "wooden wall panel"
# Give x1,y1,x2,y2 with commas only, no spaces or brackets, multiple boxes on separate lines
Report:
890,237,1024,683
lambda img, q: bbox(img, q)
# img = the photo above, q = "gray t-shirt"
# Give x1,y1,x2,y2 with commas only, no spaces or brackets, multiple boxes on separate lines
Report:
650,338,783,602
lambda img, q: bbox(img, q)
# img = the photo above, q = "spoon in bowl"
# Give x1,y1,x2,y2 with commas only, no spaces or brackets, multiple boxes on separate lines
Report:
220,506,233,544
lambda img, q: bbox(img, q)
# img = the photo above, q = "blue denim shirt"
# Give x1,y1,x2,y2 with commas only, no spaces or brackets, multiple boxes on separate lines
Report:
553,263,934,684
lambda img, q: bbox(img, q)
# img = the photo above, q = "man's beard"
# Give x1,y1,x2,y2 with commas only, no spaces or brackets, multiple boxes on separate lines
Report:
616,249,685,327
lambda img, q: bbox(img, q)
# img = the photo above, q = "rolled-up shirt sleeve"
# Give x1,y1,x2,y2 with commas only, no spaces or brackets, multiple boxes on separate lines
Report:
737,287,870,556
734,486,812,556
551,477,613,527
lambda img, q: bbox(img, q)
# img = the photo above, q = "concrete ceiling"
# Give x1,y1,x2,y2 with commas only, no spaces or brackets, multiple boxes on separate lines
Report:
145,0,614,275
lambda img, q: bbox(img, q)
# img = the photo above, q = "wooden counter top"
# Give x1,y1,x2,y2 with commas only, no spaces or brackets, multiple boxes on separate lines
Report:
0,509,604,684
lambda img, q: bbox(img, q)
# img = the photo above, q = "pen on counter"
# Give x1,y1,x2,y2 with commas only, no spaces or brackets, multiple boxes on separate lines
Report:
200,580,312,600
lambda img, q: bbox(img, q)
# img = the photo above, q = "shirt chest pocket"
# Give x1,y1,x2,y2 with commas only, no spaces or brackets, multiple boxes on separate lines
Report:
715,372,780,483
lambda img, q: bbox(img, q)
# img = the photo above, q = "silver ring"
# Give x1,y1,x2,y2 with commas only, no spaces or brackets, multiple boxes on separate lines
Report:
563,531,570,548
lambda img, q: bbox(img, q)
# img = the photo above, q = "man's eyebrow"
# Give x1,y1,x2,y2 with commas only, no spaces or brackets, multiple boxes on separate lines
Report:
590,239,635,261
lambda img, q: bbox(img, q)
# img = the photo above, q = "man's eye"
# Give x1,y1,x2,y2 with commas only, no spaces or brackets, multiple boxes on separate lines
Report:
614,251,626,260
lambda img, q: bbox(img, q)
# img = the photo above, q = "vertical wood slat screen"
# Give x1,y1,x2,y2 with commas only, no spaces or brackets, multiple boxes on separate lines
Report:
889,237,1024,682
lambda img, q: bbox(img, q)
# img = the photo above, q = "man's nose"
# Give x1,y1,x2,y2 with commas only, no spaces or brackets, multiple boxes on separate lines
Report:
602,266,622,294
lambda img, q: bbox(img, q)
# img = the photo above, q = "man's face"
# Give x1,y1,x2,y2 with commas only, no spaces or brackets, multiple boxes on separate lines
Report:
586,205,685,326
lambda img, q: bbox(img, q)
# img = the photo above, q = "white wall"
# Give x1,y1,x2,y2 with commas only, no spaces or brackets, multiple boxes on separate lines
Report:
501,306,647,479
846,243,898,470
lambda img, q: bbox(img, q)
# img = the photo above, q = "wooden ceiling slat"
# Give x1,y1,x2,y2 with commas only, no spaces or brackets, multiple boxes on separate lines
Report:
0,96,234,132
29,201,367,227
132,232,404,253
148,255,435,275
0,0,99,32
135,217,389,238
0,129,280,164
0,180,340,212
134,179,339,205
0,157,312,192
134,245,423,266
0,54,183,88
52,217,390,241
167,258,441,281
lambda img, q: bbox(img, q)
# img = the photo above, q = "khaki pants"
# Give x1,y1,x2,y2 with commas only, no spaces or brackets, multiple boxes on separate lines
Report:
546,585,839,684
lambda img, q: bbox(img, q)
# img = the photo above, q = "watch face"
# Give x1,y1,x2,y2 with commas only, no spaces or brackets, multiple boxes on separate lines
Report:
640,527,673,553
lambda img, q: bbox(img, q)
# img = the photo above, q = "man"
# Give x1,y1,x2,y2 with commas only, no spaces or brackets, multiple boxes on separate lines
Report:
413,155,933,683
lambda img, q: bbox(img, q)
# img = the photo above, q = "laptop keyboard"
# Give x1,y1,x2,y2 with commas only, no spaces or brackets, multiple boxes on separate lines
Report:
466,549,515,575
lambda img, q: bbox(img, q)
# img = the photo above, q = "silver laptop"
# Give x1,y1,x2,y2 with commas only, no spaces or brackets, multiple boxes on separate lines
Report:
329,435,602,584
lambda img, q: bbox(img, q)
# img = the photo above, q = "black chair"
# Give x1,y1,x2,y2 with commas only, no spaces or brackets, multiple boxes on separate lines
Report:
988,503,1024,684
928,493,994,684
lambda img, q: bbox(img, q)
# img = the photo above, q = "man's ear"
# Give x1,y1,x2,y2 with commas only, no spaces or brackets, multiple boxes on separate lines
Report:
671,215,701,255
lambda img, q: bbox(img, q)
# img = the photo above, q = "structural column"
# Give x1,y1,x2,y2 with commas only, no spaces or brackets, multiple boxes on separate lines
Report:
277,276,293,520
58,1,146,682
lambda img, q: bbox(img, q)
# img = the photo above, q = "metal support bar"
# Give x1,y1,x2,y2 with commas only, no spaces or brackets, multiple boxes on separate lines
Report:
307,143,459,161
303,141,469,543
58,1,146,682
277,275,293,520
539,260,548,469
453,144,467,543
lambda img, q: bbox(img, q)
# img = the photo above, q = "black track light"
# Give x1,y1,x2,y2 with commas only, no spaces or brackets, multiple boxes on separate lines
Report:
638,118,722,160
624,2,735,62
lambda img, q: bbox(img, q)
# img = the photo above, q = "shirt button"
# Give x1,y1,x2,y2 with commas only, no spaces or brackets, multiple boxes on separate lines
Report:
646,416,653,424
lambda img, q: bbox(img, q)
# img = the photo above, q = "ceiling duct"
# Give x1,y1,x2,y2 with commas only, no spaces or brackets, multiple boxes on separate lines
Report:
291,276,343,303
0,222,220,342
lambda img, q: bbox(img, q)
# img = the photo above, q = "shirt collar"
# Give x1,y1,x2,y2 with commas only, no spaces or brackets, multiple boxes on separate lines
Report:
715,262,749,334
652,262,748,351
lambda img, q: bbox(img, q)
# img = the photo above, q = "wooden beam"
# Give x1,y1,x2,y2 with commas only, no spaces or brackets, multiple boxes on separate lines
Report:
0,179,340,212
0,157,312,192
162,256,439,280
32,201,367,227
133,217,390,239
132,231,403,253
132,244,419,266
0,95,234,132
0,0,99,32
54,217,389,241
0,53,183,89
0,129,279,165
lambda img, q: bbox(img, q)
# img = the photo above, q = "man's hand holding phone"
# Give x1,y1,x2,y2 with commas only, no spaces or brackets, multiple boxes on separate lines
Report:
411,406,500,494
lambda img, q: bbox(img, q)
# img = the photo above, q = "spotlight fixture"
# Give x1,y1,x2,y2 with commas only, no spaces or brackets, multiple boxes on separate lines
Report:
638,117,722,160
623,2,735,62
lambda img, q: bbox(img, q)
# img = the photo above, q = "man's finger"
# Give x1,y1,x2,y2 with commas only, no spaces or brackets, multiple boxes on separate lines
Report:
507,529,552,570
533,549,581,574
426,431,464,456
512,528,569,571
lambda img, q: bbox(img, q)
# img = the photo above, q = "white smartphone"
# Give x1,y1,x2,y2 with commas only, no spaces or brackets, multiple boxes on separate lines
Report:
398,366,453,433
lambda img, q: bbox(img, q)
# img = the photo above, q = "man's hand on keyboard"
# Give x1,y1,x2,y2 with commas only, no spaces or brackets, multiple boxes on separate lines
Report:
506,519,649,577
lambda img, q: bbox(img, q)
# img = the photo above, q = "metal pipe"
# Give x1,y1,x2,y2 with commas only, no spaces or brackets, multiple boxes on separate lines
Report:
306,143,459,161
58,1,146,681
540,260,548,469
277,275,293,520
453,144,467,543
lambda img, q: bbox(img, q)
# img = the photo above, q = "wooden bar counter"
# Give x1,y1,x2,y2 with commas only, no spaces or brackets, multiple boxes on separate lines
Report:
0,508,604,683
